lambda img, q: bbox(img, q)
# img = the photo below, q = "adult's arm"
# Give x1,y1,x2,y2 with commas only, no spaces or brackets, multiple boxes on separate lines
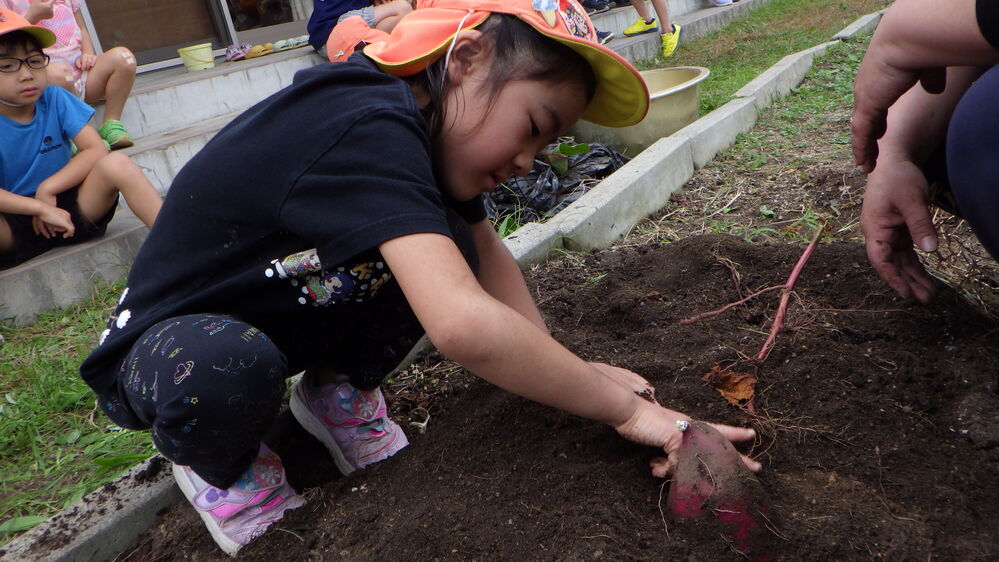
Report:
380,231,761,475
860,66,984,303
851,0,999,172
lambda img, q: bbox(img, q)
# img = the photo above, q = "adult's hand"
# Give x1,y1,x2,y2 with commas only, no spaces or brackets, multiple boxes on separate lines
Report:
860,157,937,303
613,398,761,478
851,0,998,173
851,61,935,174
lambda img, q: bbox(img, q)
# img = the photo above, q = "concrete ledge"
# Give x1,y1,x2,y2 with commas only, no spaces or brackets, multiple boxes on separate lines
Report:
0,456,180,562
502,220,565,267
0,213,147,326
554,137,693,251
833,10,884,41
673,96,759,169
734,41,839,110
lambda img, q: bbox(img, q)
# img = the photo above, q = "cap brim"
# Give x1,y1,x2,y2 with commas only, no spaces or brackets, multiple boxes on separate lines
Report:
16,26,56,49
365,5,649,128
537,30,649,128
365,10,491,77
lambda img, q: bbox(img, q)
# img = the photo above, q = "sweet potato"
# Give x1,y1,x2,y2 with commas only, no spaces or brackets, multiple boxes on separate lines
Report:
667,421,774,560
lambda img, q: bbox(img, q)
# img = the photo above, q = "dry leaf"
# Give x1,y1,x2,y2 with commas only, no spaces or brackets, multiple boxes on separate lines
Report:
702,363,757,406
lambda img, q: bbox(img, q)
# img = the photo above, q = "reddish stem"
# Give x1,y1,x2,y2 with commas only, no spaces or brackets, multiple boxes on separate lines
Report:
754,224,825,362
679,284,784,325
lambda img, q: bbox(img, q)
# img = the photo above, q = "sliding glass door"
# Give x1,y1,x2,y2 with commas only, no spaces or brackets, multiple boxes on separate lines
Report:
82,0,311,70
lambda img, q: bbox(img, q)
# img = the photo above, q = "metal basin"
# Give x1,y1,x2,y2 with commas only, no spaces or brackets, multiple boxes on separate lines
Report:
572,66,710,152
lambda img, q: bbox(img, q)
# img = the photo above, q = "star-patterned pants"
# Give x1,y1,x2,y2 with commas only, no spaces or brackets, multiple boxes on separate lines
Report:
118,314,288,488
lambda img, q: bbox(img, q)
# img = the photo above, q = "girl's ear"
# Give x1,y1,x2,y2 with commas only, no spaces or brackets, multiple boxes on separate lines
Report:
444,30,490,85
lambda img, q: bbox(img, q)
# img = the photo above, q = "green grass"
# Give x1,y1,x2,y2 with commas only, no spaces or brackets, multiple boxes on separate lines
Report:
638,0,889,114
0,281,155,545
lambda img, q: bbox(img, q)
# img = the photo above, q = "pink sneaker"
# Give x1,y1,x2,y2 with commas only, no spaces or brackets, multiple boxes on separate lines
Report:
290,377,408,476
172,443,304,555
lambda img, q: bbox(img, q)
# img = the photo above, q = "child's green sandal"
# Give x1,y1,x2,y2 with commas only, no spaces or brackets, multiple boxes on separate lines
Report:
98,119,134,150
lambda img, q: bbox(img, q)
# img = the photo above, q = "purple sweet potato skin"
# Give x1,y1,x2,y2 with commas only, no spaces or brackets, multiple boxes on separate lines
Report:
666,421,773,560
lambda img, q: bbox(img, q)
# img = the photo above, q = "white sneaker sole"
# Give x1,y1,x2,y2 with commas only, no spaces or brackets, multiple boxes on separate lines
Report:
172,463,242,556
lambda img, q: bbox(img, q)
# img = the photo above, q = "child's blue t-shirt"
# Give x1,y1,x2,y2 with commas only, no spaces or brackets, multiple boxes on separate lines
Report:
0,86,94,197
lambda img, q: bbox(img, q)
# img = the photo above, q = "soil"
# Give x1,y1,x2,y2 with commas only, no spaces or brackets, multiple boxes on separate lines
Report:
69,39,999,562
115,234,999,561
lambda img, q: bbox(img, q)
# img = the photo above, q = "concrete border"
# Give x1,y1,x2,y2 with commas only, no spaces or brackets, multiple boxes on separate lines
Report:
0,9,885,562
0,213,146,326
0,456,180,562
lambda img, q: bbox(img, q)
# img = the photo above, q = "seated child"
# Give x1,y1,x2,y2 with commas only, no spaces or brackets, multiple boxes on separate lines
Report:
0,9,161,270
307,0,414,57
0,0,138,149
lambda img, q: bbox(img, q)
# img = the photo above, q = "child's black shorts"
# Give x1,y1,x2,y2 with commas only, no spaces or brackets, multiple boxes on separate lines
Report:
0,186,118,270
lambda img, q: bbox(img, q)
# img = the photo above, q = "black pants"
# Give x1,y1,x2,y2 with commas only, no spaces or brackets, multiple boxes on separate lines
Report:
945,64,999,259
120,314,289,488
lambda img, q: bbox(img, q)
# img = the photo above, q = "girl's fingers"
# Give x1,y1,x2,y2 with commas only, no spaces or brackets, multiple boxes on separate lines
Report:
649,455,673,478
706,422,756,444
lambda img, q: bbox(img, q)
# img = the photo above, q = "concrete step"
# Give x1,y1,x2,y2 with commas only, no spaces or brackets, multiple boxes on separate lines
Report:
90,47,324,143
123,111,241,194
590,0,717,36
0,211,147,326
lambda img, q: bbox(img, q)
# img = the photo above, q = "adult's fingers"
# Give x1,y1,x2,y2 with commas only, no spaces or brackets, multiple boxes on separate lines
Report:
866,235,911,299
850,107,885,174
899,202,938,253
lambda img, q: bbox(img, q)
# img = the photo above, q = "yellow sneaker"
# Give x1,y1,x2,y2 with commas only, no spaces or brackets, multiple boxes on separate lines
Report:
623,17,659,37
661,23,681,57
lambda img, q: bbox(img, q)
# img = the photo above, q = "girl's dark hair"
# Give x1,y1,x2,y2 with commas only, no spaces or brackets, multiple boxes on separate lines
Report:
0,30,41,53
409,14,598,140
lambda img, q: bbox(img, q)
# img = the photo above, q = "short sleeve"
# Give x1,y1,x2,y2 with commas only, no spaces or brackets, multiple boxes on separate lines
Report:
279,108,455,268
49,86,94,140
977,0,999,50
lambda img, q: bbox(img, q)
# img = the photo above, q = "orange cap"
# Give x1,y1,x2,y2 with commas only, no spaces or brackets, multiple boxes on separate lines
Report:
0,8,56,49
330,0,649,128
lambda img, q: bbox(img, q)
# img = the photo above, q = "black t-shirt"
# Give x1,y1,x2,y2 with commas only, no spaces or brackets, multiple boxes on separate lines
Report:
80,55,483,422
978,0,999,50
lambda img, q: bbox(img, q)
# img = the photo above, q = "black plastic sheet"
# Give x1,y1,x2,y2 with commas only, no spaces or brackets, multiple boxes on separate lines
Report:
484,142,629,225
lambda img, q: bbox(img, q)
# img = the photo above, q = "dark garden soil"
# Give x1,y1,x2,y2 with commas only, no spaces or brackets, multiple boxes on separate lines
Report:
116,233,999,561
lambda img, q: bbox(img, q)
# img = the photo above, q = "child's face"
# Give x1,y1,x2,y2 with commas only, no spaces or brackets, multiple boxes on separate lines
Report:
436,69,588,202
0,41,48,108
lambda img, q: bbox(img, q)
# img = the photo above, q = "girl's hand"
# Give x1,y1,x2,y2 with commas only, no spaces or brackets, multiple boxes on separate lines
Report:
76,53,98,71
589,362,658,404
32,199,74,239
613,399,761,477
25,0,55,23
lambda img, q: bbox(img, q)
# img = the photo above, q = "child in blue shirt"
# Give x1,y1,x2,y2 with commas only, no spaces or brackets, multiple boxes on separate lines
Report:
0,8,160,270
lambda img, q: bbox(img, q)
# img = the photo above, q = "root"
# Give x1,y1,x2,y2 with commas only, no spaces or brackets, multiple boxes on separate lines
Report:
658,480,670,539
